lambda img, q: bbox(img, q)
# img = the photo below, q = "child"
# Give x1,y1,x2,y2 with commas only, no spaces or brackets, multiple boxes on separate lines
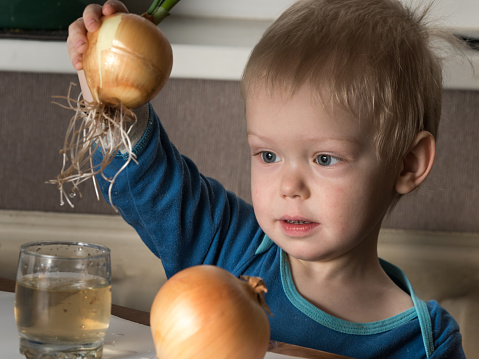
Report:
67,0,465,357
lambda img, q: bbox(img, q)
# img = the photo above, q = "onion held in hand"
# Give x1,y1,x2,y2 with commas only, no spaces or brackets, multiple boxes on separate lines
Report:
150,265,271,359
83,12,172,108
49,12,172,208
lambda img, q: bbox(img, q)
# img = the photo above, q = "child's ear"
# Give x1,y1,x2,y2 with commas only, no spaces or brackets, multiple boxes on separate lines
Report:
395,131,436,195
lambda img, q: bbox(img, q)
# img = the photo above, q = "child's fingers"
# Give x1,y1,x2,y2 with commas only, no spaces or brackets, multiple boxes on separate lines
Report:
67,46,84,71
82,3,103,33
66,1,129,71
67,18,88,70
102,0,129,16
81,1,128,34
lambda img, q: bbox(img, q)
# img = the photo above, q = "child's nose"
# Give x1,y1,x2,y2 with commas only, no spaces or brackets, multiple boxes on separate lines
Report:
280,166,311,200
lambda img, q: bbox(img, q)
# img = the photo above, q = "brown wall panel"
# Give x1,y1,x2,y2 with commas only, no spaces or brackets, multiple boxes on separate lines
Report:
1,71,478,232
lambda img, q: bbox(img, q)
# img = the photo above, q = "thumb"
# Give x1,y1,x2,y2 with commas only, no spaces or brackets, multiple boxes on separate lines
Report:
77,70,94,103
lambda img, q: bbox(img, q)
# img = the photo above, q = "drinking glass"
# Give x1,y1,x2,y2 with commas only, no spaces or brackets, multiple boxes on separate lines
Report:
14,241,112,359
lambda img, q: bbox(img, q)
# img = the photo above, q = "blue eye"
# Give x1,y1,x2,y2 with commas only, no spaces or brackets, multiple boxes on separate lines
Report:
316,154,341,166
261,152,280,163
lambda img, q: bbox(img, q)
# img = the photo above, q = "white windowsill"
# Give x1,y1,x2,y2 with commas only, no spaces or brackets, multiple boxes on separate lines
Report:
1,17,478,89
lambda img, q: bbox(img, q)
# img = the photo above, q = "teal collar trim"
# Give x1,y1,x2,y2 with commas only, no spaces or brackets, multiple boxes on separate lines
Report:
255,234,274,255
254,235,434,357
379,259,434,358
279,250,418,335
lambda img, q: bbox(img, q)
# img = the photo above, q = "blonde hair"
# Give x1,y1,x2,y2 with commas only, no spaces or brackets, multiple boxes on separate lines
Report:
242,0,452,166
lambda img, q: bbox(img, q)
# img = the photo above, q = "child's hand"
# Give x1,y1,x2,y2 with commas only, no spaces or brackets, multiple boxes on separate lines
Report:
67,0,128,102
67,0,129,71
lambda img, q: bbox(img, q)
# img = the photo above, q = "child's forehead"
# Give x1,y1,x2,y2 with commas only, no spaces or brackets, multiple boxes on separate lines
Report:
245,83,370,138
246,82,359,120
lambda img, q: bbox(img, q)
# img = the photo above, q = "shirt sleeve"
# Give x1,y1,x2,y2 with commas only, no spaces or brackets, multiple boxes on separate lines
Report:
428,301,466,359
93,103,263,278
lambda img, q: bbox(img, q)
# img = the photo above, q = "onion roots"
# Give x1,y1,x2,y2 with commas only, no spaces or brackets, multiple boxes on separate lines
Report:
48,84,137,209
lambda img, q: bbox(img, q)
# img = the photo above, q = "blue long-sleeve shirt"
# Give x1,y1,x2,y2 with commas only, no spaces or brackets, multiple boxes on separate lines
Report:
94,104,465,359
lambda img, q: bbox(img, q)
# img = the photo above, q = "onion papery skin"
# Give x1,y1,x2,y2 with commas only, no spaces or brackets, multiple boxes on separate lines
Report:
83,13,173,109
150,265,271,359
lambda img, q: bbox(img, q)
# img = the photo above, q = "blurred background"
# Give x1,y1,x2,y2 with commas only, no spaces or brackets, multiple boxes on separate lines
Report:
0,0,478,357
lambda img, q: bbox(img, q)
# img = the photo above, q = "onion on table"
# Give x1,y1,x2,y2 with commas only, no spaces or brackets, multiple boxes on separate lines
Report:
48,0,179,208
150,265,272,359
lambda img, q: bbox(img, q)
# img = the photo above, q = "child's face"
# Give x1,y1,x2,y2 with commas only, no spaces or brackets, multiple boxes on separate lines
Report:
246,84,398,263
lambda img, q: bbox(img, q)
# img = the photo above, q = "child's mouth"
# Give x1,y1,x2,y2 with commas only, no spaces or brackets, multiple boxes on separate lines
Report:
280,218,319,236
285,220,312,224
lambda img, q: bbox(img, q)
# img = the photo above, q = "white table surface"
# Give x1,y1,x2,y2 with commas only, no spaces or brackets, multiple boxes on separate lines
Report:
0,292,294,359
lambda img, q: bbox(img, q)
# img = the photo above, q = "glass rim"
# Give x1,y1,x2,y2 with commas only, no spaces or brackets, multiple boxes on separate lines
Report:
20,241,110,260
